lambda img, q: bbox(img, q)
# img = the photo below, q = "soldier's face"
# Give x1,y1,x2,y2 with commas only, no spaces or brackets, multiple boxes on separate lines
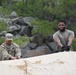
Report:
6,40,12,45
58,22,66,32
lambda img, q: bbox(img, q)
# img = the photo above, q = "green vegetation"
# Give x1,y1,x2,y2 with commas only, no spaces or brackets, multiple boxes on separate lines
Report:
0,37,4,45
0,21,8,32
0,0,76,50
72,38,76,51
0,7,12,16
13,36,30,46
1,0,75,32
31,19,55,36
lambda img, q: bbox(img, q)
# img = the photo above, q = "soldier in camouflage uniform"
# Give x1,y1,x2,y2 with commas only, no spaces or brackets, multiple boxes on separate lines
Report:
53,20,74,52
1,33,21,60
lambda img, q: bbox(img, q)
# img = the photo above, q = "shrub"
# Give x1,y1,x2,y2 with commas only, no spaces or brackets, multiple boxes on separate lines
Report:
13,36,30,46
72,38,76,51
31,19,55,36
0,20,8,32
0,37,4,45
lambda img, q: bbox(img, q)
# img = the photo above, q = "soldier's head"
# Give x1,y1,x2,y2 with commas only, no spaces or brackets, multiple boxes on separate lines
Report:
58,20,66,32
5,33,13,45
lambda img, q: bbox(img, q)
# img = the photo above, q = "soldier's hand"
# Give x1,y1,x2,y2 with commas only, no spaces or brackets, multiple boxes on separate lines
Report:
65,46,71,51
61,46,70,51
16,56,21,59
61,46,66,51
10,56,16,60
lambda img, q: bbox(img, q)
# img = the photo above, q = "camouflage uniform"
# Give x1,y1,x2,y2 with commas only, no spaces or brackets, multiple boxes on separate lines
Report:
0,46,9,60
1,42,21,58
53,29,74,51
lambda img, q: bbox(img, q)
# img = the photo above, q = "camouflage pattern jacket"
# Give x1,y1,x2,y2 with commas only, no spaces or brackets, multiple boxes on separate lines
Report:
1,42,21,58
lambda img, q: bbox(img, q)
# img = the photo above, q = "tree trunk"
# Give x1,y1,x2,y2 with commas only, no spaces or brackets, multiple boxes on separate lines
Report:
26,0,28,7
0,0,2,6
41,1,46,19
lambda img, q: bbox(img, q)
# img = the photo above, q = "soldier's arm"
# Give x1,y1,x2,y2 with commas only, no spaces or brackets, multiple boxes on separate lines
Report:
1,45,16,60
2,50,16,60
16,48,21,59
53,33,63,47
1,48,9,60
15,44,21,59
68,31,74,46
8,54,16,60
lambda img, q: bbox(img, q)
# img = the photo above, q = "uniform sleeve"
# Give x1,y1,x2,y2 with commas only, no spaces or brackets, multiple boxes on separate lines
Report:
16,47,21,57
53,32,58,39
1,43,13,59
1,48,9,60
69,31,74,39
1,43,5,48
14,43,21,57
53,32,60,42
53,32,63,47
0,45,9,60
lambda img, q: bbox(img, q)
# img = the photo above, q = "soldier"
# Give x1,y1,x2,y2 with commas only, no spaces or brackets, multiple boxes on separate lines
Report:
53,20,74,52
1,33,21,60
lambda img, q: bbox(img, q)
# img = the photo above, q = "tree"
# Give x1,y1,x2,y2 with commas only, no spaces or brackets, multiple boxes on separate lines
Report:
0,0,2,6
